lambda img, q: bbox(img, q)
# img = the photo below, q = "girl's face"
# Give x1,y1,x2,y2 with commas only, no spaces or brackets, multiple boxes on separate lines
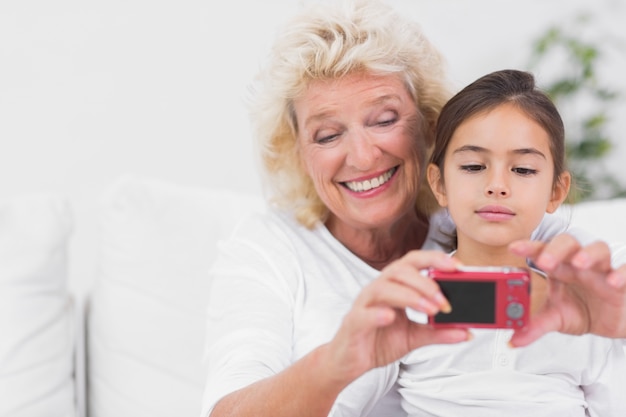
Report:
294,72,425,235
428,103,570,251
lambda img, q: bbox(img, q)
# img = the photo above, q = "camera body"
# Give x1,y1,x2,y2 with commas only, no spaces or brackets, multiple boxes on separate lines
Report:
427,266,531,329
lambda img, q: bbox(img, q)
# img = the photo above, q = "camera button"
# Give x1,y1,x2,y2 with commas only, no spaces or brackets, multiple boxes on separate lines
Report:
506,302,525,320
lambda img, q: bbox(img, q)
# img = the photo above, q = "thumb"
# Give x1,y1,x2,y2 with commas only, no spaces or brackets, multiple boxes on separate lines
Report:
350,306,397,332
407,324,471,349
509,309,561,347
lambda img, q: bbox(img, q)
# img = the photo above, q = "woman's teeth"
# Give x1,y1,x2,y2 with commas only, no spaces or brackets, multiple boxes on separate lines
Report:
344,167,396,192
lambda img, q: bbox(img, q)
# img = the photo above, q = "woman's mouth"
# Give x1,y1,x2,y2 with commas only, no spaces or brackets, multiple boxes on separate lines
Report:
342,167,398,192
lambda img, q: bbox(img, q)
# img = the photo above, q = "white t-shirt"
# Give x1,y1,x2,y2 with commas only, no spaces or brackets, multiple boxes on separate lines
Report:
200,208,626,417
400,316,626,416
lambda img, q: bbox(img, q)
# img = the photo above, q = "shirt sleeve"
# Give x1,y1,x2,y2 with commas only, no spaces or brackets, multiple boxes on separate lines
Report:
200,216,299,417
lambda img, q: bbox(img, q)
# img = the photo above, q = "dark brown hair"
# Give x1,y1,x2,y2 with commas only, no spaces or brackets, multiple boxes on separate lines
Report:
430,69,567,186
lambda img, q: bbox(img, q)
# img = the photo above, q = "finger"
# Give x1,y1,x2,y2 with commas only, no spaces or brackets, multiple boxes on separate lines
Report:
508,308,563,347
508,239,546,259
608,264,626,288
509,238,580,284
570,240,613,273
510,234,580,272
533,234,581,272
359,275,442,316
381,259,450,314
547,241,614,293
401,249,463,272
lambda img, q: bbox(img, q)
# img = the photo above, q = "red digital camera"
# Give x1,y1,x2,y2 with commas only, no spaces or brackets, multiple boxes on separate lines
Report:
427,266,531,329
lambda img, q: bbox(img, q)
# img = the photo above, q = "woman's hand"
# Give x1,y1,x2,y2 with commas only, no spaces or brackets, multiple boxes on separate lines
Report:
325,250,471,384
508,234,626,347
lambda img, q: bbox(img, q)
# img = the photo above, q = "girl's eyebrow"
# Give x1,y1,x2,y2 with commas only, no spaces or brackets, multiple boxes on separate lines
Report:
452,145,486,155
513,147,547,159
452,145,546,159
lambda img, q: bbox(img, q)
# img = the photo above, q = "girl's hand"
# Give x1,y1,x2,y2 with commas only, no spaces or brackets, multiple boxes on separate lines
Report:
508,234,626,347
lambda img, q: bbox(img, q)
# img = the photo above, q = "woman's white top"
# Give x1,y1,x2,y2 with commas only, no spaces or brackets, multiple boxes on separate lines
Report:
200,208,626,417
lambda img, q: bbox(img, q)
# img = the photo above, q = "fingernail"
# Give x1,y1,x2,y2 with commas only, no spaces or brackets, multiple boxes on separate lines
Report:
433,292,452,314
508,241,522,253
572,253,591,269
608,271,626,288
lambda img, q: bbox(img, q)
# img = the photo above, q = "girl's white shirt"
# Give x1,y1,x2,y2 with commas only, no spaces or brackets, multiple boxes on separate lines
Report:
399,327,626,417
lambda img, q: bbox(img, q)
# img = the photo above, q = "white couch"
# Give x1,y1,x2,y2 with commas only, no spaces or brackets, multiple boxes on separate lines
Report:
2,175,625,417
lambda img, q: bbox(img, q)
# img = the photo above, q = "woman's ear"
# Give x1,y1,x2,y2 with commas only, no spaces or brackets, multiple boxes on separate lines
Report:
547,171,572,213
427,163,448,208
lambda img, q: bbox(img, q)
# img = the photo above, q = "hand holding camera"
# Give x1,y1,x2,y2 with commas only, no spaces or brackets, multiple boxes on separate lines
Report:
427,266,531,329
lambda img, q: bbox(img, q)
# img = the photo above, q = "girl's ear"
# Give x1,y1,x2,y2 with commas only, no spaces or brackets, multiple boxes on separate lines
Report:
427,163,448,208
547,171,572,213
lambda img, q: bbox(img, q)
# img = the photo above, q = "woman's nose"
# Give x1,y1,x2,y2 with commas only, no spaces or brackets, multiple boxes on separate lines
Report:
345,132,382,171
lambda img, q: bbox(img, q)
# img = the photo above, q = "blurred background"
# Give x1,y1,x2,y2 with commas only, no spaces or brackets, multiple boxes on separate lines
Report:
1,0,625,294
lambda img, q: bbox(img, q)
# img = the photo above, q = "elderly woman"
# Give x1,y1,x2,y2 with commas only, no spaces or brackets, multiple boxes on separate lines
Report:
201,1,626,416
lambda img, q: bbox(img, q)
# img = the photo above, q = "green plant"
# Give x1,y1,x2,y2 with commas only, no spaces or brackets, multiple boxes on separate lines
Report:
527,13,626,201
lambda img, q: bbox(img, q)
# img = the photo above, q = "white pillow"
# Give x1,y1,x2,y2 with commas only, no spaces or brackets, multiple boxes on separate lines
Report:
566,198,626,245
87,175,264,417
0,193,75,417
557,198,626,268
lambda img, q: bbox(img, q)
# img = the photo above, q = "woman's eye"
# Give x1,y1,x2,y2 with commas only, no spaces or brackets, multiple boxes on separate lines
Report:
512,167,538,176
460,164,485,172
315,133,340,144
377,117,397,127
371,110,398,127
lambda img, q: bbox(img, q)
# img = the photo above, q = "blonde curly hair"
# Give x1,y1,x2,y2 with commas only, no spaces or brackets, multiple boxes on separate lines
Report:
247,0,452,227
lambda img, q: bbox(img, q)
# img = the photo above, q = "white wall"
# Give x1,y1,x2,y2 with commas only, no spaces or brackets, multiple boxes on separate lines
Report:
1,0,625,295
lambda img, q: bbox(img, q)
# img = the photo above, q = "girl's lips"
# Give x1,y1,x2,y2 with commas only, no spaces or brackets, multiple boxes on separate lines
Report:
476,205,515,221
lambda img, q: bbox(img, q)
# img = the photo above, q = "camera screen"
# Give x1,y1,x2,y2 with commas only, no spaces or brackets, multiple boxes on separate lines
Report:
434,280,495,324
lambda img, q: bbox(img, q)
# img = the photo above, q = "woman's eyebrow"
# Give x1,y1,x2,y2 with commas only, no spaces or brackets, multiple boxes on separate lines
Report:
302,94,402,127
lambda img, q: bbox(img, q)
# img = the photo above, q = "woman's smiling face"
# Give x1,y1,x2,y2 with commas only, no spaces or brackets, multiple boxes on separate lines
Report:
294,72,425,233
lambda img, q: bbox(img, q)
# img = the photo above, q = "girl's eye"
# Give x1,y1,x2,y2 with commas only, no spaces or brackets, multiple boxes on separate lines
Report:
512,167,538,176
460,164,485,173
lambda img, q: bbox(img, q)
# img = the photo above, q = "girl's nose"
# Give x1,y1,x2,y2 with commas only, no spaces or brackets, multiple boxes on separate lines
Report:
486,186,508,196
485,172,509,197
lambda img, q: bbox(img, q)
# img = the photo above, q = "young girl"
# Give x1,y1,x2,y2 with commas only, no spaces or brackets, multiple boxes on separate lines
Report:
399,69,626,416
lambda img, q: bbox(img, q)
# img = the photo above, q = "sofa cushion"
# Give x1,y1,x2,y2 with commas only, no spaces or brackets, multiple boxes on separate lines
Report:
0,193,75,417
559,198,626,268
565,198,626,245
87,175,264,417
